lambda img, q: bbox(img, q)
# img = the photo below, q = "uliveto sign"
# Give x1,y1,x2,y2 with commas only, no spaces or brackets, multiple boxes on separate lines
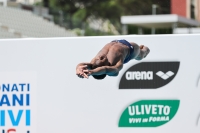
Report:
118,100,180,127
119,62,180,89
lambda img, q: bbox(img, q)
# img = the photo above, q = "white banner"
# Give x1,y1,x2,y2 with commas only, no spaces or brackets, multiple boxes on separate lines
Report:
0,34,200,133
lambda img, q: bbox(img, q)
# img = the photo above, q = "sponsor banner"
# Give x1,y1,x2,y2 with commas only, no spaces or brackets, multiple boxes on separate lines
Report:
0,35,200,132
118,100,180,127
0,72,36,133
119,62,180,89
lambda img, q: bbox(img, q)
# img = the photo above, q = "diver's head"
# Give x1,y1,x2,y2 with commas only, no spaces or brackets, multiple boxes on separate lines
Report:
91,55,109,80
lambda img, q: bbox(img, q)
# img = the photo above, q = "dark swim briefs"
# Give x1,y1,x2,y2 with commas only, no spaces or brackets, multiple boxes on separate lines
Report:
112,39,134,64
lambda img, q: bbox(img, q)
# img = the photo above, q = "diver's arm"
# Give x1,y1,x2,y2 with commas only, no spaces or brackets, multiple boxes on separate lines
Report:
84,61,123,76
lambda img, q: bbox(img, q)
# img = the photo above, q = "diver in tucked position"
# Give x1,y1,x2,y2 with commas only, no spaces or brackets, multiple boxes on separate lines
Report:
76,39,150,79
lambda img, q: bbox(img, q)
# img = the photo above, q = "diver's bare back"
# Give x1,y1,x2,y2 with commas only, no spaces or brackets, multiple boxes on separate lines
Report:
94,41,129,65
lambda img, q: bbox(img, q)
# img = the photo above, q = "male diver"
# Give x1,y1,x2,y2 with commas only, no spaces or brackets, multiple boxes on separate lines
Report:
76,39,150,79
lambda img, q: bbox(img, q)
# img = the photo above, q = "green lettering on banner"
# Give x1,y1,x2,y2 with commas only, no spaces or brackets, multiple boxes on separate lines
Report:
118,100,180,127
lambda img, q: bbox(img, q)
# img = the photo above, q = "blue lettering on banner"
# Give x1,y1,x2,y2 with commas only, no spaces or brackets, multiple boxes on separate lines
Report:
0,83,32,129
0,110,5,126
0,110,30,126
26,110,30,126
8,110,23,126
0,95,10,106
26,94,30,106
0,94,30,106
1,83,30,92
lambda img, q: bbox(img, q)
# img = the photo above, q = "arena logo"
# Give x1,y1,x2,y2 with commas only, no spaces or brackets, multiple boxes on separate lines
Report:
119,62,180,89
118,100,180,127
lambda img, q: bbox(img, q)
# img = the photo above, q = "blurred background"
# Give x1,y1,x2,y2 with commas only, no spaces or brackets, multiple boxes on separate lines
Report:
0,0,200,39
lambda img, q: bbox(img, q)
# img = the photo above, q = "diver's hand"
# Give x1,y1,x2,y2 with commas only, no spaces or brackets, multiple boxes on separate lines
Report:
83,69,93,76
76,65,89,79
